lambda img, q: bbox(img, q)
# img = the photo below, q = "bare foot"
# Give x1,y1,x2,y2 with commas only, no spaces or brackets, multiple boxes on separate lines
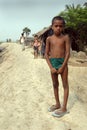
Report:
52,109,68,117
52,107,69,117
48,105,60,112
55,107,67,112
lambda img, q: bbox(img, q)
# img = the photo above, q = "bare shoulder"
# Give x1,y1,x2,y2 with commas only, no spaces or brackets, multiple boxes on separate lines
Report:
64,34,70,43
46,36,52,41
64,34,70,39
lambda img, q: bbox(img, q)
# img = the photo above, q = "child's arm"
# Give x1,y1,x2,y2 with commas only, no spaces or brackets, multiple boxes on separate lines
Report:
37,42,40,47
62,35,70,68
45,37,57,73
58,35,70,74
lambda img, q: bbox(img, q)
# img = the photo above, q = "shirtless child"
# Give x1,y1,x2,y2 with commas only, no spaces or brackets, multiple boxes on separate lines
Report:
45,16,70,117
33,36,40,58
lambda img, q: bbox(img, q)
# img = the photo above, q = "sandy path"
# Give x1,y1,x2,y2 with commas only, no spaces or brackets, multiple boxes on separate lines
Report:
0,43,87,130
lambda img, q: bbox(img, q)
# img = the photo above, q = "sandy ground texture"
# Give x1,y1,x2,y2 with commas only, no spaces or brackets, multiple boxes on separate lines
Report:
0,42,87,130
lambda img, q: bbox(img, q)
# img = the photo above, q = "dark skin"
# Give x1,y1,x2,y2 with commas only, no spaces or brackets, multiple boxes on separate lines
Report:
45,19,70,113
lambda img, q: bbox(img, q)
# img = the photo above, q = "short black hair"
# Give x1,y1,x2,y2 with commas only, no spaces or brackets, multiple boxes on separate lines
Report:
21,33,24,36
52,16,65,26
34,35,38,38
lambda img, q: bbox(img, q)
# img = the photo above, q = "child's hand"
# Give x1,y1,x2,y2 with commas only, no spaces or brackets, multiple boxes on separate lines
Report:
57,67,64,74
51,68,57,74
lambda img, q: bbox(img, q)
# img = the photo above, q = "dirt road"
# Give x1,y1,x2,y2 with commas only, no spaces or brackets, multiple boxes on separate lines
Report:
0,43,87,130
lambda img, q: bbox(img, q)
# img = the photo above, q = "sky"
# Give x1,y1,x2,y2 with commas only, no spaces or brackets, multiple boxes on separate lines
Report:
0,0,86,41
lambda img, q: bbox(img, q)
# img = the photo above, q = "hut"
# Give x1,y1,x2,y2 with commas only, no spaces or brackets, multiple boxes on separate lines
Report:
33,26,53,42
25,37,34,46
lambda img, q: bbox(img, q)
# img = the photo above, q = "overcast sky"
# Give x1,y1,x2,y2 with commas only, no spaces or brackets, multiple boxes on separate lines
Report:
0,0,86,41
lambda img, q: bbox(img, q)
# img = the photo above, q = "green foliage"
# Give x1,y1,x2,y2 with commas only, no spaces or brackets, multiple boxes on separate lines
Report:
23,27,31,37
60,4,87,28
59,3,87,51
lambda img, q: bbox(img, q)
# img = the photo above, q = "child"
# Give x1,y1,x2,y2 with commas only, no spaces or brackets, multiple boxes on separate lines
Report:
33,36,40,58
45,16,70,117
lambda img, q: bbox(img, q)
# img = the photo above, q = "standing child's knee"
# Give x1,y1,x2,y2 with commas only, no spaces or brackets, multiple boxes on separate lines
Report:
53,81,58,88
62,81,68,89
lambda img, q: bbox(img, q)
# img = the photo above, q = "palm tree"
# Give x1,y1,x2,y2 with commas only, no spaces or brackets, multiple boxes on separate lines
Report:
23,27,31,38
84,2,87,7
59,4,87,51
60,4,83,28
65,4,81,11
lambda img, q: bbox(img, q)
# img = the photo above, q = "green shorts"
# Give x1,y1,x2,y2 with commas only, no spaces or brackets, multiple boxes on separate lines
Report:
50,58,64,70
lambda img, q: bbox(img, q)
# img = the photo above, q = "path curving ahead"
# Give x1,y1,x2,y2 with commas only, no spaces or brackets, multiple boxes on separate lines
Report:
0,43,87,130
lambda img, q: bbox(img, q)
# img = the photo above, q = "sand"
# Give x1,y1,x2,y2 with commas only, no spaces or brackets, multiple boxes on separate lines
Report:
0,42,87,130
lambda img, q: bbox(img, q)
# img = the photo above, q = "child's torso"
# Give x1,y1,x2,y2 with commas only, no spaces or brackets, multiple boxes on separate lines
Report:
49,35,66,58
21,37,25,43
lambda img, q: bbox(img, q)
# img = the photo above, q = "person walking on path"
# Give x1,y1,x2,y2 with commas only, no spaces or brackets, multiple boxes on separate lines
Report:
20,33,25,51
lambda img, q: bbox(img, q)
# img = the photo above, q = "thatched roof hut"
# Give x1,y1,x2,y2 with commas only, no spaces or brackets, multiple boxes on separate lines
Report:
33,26,53,39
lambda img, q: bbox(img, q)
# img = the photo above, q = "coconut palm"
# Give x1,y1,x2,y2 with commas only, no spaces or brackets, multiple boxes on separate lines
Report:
84,2,87,7
59,3,87,51
59,4,87,28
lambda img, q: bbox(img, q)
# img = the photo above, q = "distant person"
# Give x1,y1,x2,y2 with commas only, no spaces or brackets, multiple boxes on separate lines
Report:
41,40,46,58
38,40,42,57
45,16,70,117
20,33,25,51
33,36,40,58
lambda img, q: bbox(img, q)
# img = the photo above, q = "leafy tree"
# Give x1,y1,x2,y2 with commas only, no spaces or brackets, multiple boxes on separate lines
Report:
59,3,87,51
23,27,31,37
59,3,87,29
84,2,87,7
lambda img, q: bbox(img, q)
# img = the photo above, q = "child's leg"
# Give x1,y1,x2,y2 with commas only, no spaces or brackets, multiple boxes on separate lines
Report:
60,66,69,111
34,48,38,58
51,73,60,108
34,50,37,58
36,48,38,57
34,50,36,58
22,42,25,51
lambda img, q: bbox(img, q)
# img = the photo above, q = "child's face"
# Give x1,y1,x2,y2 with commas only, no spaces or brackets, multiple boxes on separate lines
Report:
52,20,64,35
